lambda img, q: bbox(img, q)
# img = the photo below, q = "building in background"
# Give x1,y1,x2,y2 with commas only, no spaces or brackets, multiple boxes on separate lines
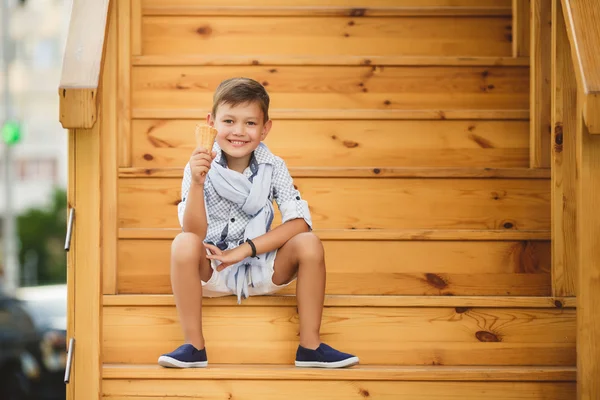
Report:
0,0,71,215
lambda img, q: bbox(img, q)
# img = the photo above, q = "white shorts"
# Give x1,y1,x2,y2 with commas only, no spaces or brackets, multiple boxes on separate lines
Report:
201,249,295,297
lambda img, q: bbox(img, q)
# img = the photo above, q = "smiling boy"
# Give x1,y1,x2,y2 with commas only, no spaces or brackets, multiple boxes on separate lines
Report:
157,77,359,369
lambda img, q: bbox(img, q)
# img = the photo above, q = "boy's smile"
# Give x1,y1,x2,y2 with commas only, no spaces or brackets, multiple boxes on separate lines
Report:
207,101,272,172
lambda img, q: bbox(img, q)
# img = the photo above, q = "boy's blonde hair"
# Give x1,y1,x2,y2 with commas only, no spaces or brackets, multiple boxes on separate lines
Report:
212,78,270,123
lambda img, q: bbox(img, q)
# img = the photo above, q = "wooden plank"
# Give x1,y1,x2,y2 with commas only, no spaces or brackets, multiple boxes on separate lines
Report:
66,130,75,400
132,108,530,120
142,0,512,17
72,123,102,398
512,0,531,57
561,0,600,134
142,16,512,58
130,120,531,169
59,0,110,129
118,228,551,241
103,294,576,308
132,66,529,112
143,0,512,9
59,88,98,129
117,0,132,167
101,6,118,295
120,167,551,179
118,178,551,230
103,364,575,381
103,380,575,400
133,55,530,66
530,0,552,168
132,0,142,55
103,305,575,365
576,95,600,399
551,0,577,297
117,239,551,296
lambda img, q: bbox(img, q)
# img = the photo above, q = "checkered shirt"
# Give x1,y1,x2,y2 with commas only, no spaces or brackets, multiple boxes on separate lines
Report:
178,143,312,251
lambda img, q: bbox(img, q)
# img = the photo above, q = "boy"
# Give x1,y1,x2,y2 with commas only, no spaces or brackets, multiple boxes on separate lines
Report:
158,77,359,369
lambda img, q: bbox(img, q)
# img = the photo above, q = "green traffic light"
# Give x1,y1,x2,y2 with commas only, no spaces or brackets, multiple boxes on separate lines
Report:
2,121,22,145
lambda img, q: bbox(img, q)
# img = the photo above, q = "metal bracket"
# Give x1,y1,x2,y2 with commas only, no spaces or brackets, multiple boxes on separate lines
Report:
64,337,75,384
64,208,75,251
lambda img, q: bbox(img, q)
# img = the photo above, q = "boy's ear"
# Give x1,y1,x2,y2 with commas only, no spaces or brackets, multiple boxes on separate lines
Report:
206,113,213,125
261,120,272,141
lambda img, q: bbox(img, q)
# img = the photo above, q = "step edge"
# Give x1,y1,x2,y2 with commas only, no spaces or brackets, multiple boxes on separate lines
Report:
102,364,576,382
102,294,576,308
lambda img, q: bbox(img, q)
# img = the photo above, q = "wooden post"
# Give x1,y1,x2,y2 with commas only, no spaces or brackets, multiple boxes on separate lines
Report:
576,94,600,399
551,0,577,297
530,0,552,168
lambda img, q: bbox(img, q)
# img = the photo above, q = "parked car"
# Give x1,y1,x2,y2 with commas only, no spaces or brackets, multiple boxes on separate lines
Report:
0,287,39,400
16,284,67,400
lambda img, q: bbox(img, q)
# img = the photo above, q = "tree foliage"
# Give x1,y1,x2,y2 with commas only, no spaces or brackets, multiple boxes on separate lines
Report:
17,188,67,285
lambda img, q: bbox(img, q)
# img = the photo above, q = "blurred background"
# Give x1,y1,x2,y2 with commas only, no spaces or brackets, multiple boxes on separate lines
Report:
1,0,71,398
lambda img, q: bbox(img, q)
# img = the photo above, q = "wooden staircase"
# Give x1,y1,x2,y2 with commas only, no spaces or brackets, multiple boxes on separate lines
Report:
58,0,600,398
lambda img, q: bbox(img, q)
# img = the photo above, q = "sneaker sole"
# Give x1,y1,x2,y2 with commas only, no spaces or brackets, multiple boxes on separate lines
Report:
295,357,359,369
158,356,208,368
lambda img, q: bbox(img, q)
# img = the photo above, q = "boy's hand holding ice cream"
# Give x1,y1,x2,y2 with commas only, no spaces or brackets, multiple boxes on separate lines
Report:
190,124,218,186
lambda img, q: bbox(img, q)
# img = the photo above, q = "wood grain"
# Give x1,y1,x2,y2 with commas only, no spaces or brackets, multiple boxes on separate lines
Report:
575,96,600,399
142,0,512,16
103,294,576,308
118,0,132,167
530,0,552,167
117,239,551,295
132,66,529,112
103,364,576,381
551,0,577,297
118,228,551,241
142,16,512,57
103,305,575,365
101,6,118,295
131,120,530,169
132,108,530,120
102,380,575,400
118,177,551,230
132,55,530,66
512,0,531,57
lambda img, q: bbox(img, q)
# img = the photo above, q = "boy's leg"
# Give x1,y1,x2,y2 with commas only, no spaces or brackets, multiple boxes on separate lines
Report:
272,232,325,349
170,232,213,350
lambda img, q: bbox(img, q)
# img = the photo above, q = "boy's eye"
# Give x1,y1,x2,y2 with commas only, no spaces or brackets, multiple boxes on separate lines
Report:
247,121,256,126
223,119,233,124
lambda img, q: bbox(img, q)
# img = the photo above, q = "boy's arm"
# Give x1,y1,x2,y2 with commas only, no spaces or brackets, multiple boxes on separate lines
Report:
182,183,209,239
250,218,310,255
179,163,209,239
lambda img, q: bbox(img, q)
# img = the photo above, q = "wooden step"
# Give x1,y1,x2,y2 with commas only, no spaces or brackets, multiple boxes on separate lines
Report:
115,233,552,295
103,364,576,381
102,365,576,400
102,295,576,366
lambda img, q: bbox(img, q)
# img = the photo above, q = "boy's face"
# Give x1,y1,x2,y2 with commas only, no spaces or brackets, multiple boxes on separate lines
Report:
207,101,272,161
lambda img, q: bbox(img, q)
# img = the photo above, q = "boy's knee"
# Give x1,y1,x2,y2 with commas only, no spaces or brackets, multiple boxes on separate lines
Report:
293,232,324,261
171,232,204,264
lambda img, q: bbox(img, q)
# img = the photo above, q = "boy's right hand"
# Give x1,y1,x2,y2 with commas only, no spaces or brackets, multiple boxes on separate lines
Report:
190,147,217,186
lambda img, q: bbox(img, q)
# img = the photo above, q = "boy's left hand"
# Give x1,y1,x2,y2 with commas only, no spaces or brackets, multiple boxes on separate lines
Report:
205,243,252,271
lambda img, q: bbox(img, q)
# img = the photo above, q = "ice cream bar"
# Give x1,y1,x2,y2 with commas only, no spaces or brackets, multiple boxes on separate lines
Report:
195,124,218,151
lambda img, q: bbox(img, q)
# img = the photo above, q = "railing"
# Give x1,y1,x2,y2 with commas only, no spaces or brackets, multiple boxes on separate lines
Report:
58,0,110,129
561,0,600,134
556,1,600,399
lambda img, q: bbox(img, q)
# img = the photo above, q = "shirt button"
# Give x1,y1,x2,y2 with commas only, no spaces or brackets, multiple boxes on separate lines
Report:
230,218,235,223
296,196,300,200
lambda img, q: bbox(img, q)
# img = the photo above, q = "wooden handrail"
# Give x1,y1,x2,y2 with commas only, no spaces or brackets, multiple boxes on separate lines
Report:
561,0,600,133
58,0,111,129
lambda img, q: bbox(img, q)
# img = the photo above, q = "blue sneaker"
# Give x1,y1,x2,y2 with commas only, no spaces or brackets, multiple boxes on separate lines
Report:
295,343,359,368
158,344,208,368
